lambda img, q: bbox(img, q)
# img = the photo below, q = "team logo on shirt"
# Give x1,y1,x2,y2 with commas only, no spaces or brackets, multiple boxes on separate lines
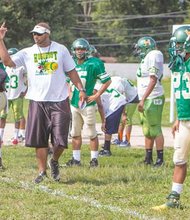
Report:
34,51,58,75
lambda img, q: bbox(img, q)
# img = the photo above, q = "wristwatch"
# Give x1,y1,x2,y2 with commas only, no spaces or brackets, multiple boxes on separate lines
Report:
79,88,86,92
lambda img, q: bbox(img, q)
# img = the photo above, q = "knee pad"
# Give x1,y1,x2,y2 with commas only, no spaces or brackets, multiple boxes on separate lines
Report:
86,124,97,139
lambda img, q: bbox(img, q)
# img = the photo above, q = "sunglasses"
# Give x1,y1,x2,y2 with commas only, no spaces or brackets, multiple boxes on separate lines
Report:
32,32,44,36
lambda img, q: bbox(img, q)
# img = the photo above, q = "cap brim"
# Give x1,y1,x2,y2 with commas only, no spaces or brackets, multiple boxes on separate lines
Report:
30,25,50,34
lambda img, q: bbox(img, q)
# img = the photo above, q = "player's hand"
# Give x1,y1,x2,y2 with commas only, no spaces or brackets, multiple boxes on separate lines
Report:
0,22,8,40
87,94,97,103
79,90,87,103
137,100,144,113
172,119,180,138
101,121,106,133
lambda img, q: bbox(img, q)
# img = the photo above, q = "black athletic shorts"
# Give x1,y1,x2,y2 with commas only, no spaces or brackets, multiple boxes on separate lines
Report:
25,98,71,148
105,105,125,135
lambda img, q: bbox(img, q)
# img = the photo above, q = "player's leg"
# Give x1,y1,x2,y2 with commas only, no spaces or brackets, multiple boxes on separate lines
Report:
66,105,83,166
152,121,190,210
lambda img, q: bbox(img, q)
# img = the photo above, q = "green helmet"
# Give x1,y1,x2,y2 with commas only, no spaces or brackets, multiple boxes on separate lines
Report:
71,38,90,59
133,36,156,59
169,25,190,58
8,48,19,55
89,45,100,57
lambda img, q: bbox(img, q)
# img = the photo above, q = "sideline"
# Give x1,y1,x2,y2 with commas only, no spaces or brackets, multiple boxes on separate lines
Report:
3,123,173,148
1,177,165,220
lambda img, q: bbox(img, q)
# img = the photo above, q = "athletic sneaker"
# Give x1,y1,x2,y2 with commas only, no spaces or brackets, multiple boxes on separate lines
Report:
112,139,121,145
34,171,47,184
119,140,131,147
65,157,81,167
89,158,98,167
18,135,25,143
12,139,18,145
143,157,153,165
152,191,181,210
99,149,112,157
49,158,60,181
154,159,164,168
0,157,4,170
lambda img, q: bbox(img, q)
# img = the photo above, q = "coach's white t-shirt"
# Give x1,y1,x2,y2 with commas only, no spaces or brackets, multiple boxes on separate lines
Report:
12,41,75,101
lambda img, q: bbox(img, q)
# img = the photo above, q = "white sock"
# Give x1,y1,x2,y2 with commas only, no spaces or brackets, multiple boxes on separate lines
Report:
172,182,183,194
14,128,19,139
0,128,4,140
91,151,98,159
73,150,81,161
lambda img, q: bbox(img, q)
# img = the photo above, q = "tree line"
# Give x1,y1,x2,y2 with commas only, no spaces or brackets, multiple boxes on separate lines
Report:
0,0,189,62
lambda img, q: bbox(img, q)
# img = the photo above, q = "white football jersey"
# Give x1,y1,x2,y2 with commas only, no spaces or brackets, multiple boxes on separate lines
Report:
136,50,164,100
110,76,138,102
5,66,27,100
94,82,127,118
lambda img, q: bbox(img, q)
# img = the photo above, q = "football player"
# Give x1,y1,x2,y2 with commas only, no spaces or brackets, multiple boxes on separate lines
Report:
94,78,127,156
111,76,139,147
66,38,111,167
153,25,190,210
0,48,27,145
133,36,165,167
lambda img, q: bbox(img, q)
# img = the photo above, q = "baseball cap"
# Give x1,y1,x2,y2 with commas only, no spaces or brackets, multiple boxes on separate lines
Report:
30,23,51,35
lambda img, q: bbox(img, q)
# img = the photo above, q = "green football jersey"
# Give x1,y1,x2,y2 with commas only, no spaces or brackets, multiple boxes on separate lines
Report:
172,57,190,120
71,57,110,108
0,63,5,71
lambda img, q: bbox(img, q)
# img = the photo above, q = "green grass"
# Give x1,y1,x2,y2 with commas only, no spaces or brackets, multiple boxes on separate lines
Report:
1,77,187,219
1,145,190,220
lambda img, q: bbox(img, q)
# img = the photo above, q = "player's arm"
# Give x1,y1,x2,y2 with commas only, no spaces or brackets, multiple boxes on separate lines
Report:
88,79,111,103
93,89,106,132
67,68,87,101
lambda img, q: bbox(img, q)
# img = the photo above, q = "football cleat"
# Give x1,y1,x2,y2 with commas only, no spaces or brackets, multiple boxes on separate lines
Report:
152,191,182,211
112,139,121,145
65,157,81,167
34,171,48,184
99,149,112,157
89,158,98,167
154,159,164,168
119,140,131,147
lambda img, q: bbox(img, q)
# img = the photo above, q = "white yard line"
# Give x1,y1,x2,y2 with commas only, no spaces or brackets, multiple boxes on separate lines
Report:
1,177,165,220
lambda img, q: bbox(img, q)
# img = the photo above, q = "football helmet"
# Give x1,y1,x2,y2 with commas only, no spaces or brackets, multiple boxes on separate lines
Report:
133,36,156,59
71,38,90,59
8,48,19,55
89,45,100,57
169,25,190,58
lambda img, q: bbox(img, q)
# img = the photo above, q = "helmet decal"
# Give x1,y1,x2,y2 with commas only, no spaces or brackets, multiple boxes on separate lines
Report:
133,36,156,59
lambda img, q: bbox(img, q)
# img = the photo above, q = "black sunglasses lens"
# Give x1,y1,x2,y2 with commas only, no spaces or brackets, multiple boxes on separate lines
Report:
33,32,43,36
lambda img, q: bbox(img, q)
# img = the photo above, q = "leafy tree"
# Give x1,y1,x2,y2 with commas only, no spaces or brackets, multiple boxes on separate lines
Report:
88,0,189,62
0,0,78,49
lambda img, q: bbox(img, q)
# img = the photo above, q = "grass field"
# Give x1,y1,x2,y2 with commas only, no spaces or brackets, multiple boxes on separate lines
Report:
1,144,190,220
1,77,186,220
